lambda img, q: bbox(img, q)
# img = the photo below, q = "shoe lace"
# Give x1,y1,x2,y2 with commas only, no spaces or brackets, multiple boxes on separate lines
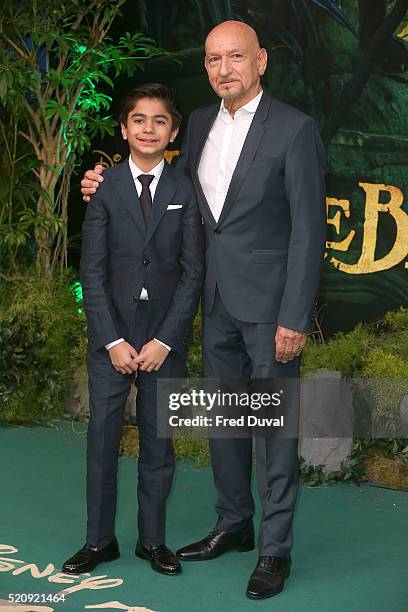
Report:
258,556,280,569
258,555,289,570
148,545,170,561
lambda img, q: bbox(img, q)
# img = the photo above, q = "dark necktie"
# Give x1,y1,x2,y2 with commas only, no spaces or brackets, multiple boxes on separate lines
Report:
138,174,154,225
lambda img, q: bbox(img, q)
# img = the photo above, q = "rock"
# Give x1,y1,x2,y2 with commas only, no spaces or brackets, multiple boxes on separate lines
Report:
299,437,353,473
64,364,89,418
65,366,137,420
349,378,373,438
399,395,408,437
298,368,353,472
126,384,138,420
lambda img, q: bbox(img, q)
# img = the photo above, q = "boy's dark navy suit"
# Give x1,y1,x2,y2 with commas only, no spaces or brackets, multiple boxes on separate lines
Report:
80,159,204,547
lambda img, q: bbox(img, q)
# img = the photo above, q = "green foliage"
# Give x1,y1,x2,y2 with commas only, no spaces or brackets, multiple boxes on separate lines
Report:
0,0,167,276
299,439,369,486
186,309,203,378
136,0,355,56
361,349,408,434
382,307,408,332
173,433,210,467
0,271,86,424
366,437,408,464
302,308,408,379
299,309,408,485
301,323,374,377
2,273,406,487
120,424,210,467
0,110,45,272
182,307,408,478
301,309,408,436
0,316,35,406
362,348,408,381
299,438,408,488
0,4,165,148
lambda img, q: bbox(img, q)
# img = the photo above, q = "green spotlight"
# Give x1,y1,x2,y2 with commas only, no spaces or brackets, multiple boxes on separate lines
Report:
69,281,84,314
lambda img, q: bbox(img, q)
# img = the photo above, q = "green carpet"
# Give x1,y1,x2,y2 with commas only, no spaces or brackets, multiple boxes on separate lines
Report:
1,422,407,612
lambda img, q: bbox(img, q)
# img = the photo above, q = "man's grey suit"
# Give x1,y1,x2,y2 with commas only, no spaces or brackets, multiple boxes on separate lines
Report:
80,160,204,547
177,91,327,556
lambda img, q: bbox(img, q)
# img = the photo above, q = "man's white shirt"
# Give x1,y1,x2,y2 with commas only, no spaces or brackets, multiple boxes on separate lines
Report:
105,156,170,352
198,90,263,222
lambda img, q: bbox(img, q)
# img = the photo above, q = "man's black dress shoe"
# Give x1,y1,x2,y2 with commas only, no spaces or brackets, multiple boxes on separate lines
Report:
135,540,181,575
246,555,291,599
176,521,254,561
62,537,120,574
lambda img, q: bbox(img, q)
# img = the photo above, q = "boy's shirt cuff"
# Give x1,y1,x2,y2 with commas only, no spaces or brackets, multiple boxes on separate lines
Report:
105,338,125,350
154,338,172,352
105,338,172,351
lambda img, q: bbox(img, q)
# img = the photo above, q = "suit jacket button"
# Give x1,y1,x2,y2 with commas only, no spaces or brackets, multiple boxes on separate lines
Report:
133,296,139,303
143,259,149,266
214,228,221,234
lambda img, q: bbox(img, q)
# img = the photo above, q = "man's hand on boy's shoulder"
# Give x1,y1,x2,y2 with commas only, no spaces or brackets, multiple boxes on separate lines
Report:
81,164,105,202
135,340,170,372
108,341,138,374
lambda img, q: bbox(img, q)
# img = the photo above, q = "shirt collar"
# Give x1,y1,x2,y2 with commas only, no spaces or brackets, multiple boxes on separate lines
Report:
219,89,263,121
128,155,165,182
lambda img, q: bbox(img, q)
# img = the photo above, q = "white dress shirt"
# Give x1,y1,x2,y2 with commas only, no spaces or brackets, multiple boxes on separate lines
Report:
198,90,263,222
105,156,170,352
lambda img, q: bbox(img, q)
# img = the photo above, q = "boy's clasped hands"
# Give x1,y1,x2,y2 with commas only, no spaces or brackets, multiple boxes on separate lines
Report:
108,339,169,374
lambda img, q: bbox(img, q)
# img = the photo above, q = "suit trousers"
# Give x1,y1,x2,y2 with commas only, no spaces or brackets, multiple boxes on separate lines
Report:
86,301,186,548
202,289,300,556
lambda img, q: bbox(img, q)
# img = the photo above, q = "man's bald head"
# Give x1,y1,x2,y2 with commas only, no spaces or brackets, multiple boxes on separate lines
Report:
204,20,267,113
205,20,261,53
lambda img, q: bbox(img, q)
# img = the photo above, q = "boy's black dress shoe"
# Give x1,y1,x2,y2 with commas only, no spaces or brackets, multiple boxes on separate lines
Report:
62,537,120,574
135,540,181,575
246,555,291,599
176,521,254,561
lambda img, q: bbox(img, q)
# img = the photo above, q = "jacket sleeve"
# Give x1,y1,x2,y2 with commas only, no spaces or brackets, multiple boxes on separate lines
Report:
155,179,204,350
277,117,327,333
80,184,120,350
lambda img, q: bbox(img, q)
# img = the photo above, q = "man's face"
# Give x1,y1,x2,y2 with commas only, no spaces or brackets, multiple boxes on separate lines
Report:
121,97,178,159
204,26,267,105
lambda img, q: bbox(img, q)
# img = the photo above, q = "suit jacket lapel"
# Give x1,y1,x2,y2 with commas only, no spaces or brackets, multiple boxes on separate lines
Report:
145,161,177,245
112,159,146,235
216,92,272,227
192,104,219,228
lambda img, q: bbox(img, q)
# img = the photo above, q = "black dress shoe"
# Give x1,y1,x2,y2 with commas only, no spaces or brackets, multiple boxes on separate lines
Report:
62,537,120,574
135,540,181,575
246,555,291,599
176,521,254,561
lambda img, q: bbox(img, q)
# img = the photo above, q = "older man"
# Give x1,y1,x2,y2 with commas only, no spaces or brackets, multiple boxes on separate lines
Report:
81,21,326,600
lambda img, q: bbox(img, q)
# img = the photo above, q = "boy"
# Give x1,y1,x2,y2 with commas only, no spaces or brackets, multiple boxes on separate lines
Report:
62,84,204,576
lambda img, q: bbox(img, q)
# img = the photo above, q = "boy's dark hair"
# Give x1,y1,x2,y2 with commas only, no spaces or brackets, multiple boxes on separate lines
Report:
118,83,182,130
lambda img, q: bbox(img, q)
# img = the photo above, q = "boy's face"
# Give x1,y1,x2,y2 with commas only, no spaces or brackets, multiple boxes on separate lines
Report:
121,97,178,160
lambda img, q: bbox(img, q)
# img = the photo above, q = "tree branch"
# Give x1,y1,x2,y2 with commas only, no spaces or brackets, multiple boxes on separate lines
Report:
22,100,41,136
323,0,408,143
0,33,31,62
20,128,41,159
